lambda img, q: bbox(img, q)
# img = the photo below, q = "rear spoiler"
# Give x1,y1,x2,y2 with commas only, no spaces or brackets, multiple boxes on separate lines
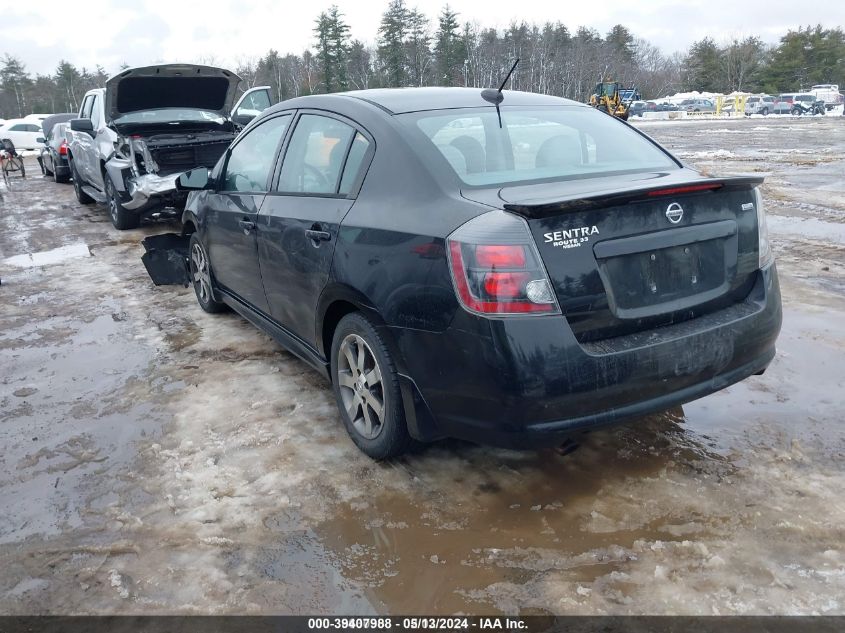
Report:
503,175,765,219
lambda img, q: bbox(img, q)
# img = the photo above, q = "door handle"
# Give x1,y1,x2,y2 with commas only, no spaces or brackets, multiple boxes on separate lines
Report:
305,229,331,242
238,219,255,233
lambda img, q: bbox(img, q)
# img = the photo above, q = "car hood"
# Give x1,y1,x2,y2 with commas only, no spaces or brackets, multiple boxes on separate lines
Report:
104,64,242,124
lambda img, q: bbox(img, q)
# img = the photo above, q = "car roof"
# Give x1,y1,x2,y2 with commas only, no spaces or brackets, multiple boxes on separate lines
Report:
333,87,580,114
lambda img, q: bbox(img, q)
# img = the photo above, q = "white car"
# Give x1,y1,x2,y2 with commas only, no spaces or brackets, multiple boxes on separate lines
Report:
0,118,45,150
744,95,776,116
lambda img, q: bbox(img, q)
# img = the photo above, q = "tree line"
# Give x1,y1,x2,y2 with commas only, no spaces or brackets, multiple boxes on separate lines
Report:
2,0,844,119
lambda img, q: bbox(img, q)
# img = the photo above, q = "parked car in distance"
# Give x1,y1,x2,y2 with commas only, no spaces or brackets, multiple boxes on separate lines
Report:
655,102,680,112
629,101,657,117
24,113,52,122
67,64,272,230
772,94,795,114
744,95,775,116
0,118,45,150
681,98,716,113
177,87,782,459
773,93,819,114
37,113,75,182
629,101,646,116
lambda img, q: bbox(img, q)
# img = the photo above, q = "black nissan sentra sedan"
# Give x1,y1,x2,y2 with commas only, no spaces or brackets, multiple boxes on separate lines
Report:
176,88,782,459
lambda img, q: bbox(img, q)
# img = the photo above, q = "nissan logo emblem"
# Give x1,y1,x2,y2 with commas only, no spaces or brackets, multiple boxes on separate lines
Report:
665,202,684,224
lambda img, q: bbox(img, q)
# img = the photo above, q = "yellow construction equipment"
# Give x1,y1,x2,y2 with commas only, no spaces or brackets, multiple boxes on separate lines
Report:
589,80,638,121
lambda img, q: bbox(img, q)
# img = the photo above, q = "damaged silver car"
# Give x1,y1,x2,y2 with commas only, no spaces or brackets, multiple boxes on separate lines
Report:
67,64,271,229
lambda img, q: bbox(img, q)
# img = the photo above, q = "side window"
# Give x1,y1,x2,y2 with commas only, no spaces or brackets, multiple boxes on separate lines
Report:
80,95,94,119
223,115,290,192
277,114,356,195
338,133,371,195
9,124,26,132
28,124,42,132
90,95,102,129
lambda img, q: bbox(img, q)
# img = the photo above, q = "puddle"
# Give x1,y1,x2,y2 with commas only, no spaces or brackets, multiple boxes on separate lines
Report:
768,215,845,245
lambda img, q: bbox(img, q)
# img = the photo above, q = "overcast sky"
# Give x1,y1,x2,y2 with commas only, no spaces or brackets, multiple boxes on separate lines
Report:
3,1,844,76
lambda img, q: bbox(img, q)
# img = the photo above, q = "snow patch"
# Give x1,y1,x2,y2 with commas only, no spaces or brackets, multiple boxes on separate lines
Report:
3,242,90,268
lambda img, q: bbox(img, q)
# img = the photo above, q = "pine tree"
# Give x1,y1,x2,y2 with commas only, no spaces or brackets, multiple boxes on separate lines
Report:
406,8,431,86
315,5,351,93
605,25,636,63
434,5,464,86
378,0,410,87
682,37,722,92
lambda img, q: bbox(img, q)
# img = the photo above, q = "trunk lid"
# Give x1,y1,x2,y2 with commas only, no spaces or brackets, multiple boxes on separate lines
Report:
462,170,764,341
104,64,242,125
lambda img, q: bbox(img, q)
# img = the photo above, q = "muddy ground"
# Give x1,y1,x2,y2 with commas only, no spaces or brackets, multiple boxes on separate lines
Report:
1,115,843,615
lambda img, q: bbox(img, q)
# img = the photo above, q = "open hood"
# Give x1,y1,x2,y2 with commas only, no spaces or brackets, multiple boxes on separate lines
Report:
41,113,76,137
104,64,242,123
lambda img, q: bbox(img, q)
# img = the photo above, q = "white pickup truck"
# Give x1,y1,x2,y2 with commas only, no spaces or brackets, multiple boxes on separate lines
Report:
67,64,271,229
807,84,844,110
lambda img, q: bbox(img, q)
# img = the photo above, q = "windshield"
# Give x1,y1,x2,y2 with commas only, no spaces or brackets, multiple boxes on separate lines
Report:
113,108,226,126
404,106,678,187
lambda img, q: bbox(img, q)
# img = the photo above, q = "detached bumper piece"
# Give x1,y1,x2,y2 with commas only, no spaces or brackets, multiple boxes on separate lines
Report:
141,233,190,286
124,173,181,210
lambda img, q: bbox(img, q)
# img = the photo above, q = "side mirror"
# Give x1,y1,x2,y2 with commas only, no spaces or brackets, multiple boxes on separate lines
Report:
36,137,46,144
70,118,94,134
176,167,210,191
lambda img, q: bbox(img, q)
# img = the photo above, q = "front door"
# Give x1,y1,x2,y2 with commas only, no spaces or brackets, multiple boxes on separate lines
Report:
258,113,373,347
205,114,292,315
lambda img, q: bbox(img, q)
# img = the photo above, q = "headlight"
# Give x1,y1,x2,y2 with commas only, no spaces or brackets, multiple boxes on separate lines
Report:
754,187,773,268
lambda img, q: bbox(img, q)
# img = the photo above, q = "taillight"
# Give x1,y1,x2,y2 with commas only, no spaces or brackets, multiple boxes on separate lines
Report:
754,187,773,268
59,141,68,155
447,212,559,316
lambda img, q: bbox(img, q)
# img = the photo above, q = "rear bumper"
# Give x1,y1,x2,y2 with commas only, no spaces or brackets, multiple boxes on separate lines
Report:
392,264,782,448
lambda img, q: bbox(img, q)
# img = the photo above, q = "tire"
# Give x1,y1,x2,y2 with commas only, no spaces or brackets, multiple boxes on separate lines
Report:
188,233,226,314
791,107,802,116
104,174,139,230
54,167,69,184
70,160,94,204
762,107,769,116
330,313,411,459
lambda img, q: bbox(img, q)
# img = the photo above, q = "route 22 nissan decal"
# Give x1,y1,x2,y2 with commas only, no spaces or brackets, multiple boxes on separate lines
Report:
543,225,600,249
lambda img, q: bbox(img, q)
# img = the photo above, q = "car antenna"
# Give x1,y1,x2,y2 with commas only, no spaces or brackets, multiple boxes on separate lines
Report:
481,58,519,128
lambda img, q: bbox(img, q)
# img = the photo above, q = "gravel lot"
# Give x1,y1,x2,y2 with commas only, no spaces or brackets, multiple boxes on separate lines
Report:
1,115,843,615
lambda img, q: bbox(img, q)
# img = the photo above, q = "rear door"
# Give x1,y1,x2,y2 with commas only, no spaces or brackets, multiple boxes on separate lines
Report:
204,113,292,314
258,111,373,347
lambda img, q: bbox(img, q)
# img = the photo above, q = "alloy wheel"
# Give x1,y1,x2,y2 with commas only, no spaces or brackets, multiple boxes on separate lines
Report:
337,334,385,440
190,242,212,305
105,179,118,223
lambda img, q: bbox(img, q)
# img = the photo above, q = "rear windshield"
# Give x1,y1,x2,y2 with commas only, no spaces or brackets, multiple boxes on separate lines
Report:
403,106,678,187
113,108,226,126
